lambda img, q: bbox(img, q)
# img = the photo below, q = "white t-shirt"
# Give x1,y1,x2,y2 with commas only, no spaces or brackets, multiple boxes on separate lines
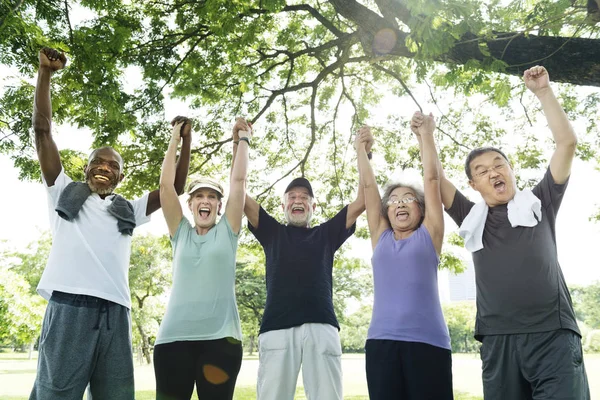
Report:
37,169,151,308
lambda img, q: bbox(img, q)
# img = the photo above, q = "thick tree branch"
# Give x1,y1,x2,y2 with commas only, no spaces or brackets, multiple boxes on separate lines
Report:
282,4,344,37
329,0,600,86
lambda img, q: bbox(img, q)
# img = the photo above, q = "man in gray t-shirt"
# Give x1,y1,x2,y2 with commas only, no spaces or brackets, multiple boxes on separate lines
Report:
437,66,590,399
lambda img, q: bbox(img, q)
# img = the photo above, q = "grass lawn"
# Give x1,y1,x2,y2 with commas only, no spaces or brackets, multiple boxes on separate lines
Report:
2,351,599,399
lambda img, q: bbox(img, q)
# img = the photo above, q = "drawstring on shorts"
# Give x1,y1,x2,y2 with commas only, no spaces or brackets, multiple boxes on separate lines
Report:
93,300,111,330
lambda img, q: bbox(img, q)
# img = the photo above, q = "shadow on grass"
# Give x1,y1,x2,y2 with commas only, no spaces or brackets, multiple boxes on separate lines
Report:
134,388,481,400
0,369,38,374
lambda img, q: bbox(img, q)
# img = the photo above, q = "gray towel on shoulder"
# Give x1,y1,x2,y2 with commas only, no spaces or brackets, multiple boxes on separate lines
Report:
56,182,137,236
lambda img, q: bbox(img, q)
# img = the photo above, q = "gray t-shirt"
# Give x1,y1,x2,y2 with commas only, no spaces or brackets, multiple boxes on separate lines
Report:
446,168,580,341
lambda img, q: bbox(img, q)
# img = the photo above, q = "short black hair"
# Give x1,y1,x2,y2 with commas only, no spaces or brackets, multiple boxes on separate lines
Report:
464,147,509,180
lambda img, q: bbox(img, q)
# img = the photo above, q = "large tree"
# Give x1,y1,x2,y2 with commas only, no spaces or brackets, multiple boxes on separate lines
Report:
1,0,598,220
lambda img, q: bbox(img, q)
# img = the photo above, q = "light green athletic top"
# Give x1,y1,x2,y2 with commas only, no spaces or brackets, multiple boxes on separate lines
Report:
155,216,242,344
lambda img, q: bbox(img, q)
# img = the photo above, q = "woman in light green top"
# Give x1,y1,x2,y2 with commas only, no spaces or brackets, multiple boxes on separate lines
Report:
154,117,252,400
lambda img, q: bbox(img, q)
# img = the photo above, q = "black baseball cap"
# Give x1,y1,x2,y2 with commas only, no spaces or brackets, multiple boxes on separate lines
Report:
284,177,314,197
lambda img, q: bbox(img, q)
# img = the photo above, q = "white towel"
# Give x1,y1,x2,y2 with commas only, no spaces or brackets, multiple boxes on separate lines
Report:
459,189,542,252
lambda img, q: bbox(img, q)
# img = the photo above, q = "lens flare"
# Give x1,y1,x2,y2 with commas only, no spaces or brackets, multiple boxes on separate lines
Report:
203,364,229,384
373,28,397,55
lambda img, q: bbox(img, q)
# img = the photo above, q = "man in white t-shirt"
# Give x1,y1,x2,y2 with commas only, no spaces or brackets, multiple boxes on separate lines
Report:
29,47,192,400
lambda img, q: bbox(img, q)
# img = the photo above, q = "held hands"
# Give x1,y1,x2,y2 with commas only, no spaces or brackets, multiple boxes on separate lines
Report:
170,116,193,143
523,65,550,96
354,125,374,153
410,111,435,138
233,117,253,140
39,47,67,72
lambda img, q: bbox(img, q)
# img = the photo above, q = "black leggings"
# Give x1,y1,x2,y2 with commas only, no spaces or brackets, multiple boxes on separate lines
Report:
154,338,243,400
365,339,454,400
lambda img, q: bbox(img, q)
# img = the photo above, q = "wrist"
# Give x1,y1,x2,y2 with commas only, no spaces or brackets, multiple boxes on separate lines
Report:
534,86,554,100
238,136,250,145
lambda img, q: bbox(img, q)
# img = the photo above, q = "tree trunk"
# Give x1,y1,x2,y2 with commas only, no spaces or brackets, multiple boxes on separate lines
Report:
28,341,34,360
135,319,152,364
248,335,255,356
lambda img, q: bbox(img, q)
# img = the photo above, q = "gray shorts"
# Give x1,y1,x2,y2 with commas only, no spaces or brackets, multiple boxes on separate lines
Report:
480,329,590,400
29,291,134,400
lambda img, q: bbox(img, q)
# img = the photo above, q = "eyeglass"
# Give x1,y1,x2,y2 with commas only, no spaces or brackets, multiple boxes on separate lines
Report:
473,164,506,179
387,197,417,206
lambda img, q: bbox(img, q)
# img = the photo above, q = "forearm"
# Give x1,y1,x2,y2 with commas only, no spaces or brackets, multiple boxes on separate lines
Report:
347,145,368,226
420,133,440,182
173,134,191,194
536,88,577,148
160,139,179,188
417,134,445,179
231,140,249,183
33,68,53,139
230,141,238,180
357,145,377,190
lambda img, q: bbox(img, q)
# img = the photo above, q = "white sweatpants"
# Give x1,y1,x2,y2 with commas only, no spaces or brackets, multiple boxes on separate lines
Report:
256,323,343,400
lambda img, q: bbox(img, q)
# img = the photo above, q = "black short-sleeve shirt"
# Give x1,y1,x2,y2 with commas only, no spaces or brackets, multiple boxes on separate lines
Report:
446,168,580,341
248,205,356,334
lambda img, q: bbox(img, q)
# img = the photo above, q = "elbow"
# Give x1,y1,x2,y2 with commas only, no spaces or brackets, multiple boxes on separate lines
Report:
160,181,174,195
33,124,50,146
424,171,440,183
33,114,51,137
557,135,577,155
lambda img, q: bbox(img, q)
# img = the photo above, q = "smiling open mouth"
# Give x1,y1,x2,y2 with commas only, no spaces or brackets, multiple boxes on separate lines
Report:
396,210,409,220
493,180,506,192
94,174,110,182
291,206,304,214
198,207,211,218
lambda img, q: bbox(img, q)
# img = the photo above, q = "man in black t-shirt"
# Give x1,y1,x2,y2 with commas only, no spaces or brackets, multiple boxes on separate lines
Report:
243,133,371,400
435,66,590,399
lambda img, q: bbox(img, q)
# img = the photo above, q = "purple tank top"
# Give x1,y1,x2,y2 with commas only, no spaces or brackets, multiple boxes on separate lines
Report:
368,225,451,350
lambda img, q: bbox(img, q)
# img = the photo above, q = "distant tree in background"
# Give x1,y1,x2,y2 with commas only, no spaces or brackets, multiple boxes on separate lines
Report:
128,234,172,364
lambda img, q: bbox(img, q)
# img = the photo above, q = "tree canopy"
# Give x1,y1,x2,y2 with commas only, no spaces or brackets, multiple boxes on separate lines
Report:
1,0,599,222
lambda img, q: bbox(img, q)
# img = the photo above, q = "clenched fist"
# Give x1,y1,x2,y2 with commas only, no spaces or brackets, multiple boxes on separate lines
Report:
39,47,67,72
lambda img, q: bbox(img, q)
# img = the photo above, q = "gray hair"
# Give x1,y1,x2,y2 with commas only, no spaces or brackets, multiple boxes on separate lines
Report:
380,182,426,227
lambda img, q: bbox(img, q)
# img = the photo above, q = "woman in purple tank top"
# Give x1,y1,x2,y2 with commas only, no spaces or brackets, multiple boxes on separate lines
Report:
355,112,453,400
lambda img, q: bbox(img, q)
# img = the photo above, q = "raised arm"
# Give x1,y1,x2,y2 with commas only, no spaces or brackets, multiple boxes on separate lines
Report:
34,48,67,186
355,126,387,249
524,66,577,185
411,112,444,255
346,127,373,230
159,121,188,236
225,118,252,234
146,116,192,216
414,127,457,211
